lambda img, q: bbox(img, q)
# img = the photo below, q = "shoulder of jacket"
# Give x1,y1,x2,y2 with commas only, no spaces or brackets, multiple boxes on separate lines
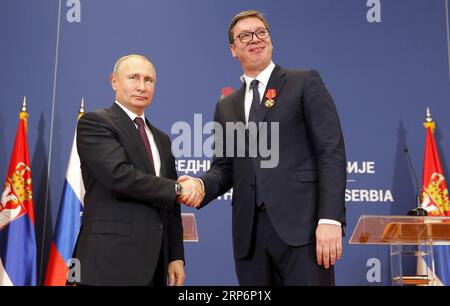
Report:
79,108,115,127
284,68,318,78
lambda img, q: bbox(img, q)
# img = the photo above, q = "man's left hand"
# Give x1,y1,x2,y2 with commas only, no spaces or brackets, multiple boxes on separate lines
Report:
168,260,185,286
315,224,342,269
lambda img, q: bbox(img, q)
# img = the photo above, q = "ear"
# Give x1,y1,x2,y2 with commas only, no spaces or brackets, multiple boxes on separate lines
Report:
230,43,237,58
110,74,117,90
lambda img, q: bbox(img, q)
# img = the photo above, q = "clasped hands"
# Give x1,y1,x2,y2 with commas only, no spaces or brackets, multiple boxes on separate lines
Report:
176,175,204,208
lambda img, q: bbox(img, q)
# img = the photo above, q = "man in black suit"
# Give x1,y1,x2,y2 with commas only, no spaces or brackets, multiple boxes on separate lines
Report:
179,10,346,285
74,54,199,286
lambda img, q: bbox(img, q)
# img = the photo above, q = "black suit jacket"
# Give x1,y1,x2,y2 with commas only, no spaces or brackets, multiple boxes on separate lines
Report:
74,103,184,285
201,66,346,259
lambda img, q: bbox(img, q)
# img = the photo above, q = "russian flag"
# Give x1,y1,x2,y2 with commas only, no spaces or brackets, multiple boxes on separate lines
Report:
0,101,37,286
45,109,85,286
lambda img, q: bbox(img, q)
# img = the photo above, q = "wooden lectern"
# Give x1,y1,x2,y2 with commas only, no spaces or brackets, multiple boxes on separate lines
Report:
350,215,450,285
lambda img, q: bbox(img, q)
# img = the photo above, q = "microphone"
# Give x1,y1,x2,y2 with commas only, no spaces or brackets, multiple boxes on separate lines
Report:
403,148,427,216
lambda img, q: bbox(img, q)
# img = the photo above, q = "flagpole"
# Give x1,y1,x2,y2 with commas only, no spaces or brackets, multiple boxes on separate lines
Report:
20,96,29,131
39,0,63,285
79,97,85,119
21,96,27,111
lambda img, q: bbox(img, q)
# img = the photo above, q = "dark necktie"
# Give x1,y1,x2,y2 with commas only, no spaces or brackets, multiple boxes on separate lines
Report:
247,80,265,208
134,117,156,175
248,79,261,124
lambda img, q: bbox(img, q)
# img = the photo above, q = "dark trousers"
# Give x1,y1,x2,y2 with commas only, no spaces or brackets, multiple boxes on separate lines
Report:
148,244,165,286
235,207,335,286
74,246,165,286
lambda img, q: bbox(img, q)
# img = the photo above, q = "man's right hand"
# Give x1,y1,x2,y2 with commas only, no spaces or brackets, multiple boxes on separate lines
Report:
177,175,205,208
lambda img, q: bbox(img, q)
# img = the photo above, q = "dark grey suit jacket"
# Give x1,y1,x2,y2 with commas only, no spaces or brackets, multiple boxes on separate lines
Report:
201,65,346,259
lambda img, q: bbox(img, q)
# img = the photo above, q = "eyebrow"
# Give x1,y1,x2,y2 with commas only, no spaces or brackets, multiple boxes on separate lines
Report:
237,27,267,35
127,73,154,79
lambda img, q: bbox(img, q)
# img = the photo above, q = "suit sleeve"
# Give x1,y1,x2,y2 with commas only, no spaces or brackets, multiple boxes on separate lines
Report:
77,112,177,209
303,70,347,225
200,102,234,206
165,136,185,262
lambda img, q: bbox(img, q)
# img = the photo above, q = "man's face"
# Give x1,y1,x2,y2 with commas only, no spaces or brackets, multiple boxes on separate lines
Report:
111,57,156,115
230,17,273,75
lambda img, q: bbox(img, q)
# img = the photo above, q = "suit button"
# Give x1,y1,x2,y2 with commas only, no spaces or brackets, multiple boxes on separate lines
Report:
158,223,163,230
250,184,255,190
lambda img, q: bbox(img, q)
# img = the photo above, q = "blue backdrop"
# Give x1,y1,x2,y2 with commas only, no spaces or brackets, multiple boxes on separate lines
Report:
1,0,449,285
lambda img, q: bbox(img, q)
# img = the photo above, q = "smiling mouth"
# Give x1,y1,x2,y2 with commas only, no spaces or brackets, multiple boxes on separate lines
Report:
249,46,264,53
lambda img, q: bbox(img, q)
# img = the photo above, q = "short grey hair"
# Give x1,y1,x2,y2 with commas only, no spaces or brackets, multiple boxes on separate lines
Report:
112,54,155,75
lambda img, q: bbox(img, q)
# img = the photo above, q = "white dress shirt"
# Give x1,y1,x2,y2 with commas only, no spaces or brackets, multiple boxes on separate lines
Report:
241,61,276,126
115,101,161,177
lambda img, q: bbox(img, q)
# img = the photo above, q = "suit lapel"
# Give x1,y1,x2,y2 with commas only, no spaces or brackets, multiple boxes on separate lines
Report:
110,103,154,174
232,84,246,123
257,65,287,123
146,118,167,177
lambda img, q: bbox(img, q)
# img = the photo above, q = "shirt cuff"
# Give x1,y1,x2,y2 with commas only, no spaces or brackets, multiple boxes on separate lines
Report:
195,178,205,192
170,259,185,266
318,219,341,227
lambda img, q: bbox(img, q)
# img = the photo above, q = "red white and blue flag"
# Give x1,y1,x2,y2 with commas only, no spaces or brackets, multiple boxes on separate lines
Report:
45,104,85,286
0,100,37,286
419,109,450,286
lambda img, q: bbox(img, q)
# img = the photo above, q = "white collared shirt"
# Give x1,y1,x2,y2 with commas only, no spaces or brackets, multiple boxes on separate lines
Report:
115,101,161,177
241,61,276,125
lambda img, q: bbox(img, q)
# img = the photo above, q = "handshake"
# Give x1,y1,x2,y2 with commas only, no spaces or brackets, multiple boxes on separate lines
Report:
176,175,205,208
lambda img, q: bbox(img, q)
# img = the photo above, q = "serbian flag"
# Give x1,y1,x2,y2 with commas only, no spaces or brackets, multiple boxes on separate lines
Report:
0,99,37,286
419,108,450,285
44,101,85,286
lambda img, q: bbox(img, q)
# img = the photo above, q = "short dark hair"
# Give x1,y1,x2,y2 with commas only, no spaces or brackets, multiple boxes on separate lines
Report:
228,10,270,44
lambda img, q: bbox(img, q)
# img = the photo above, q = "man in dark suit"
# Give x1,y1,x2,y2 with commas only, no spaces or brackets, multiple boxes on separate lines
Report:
179,10,346,285
74,54,198,286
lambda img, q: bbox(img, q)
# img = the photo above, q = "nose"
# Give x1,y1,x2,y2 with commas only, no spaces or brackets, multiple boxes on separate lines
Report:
137,79,146,91
250,33,261,44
